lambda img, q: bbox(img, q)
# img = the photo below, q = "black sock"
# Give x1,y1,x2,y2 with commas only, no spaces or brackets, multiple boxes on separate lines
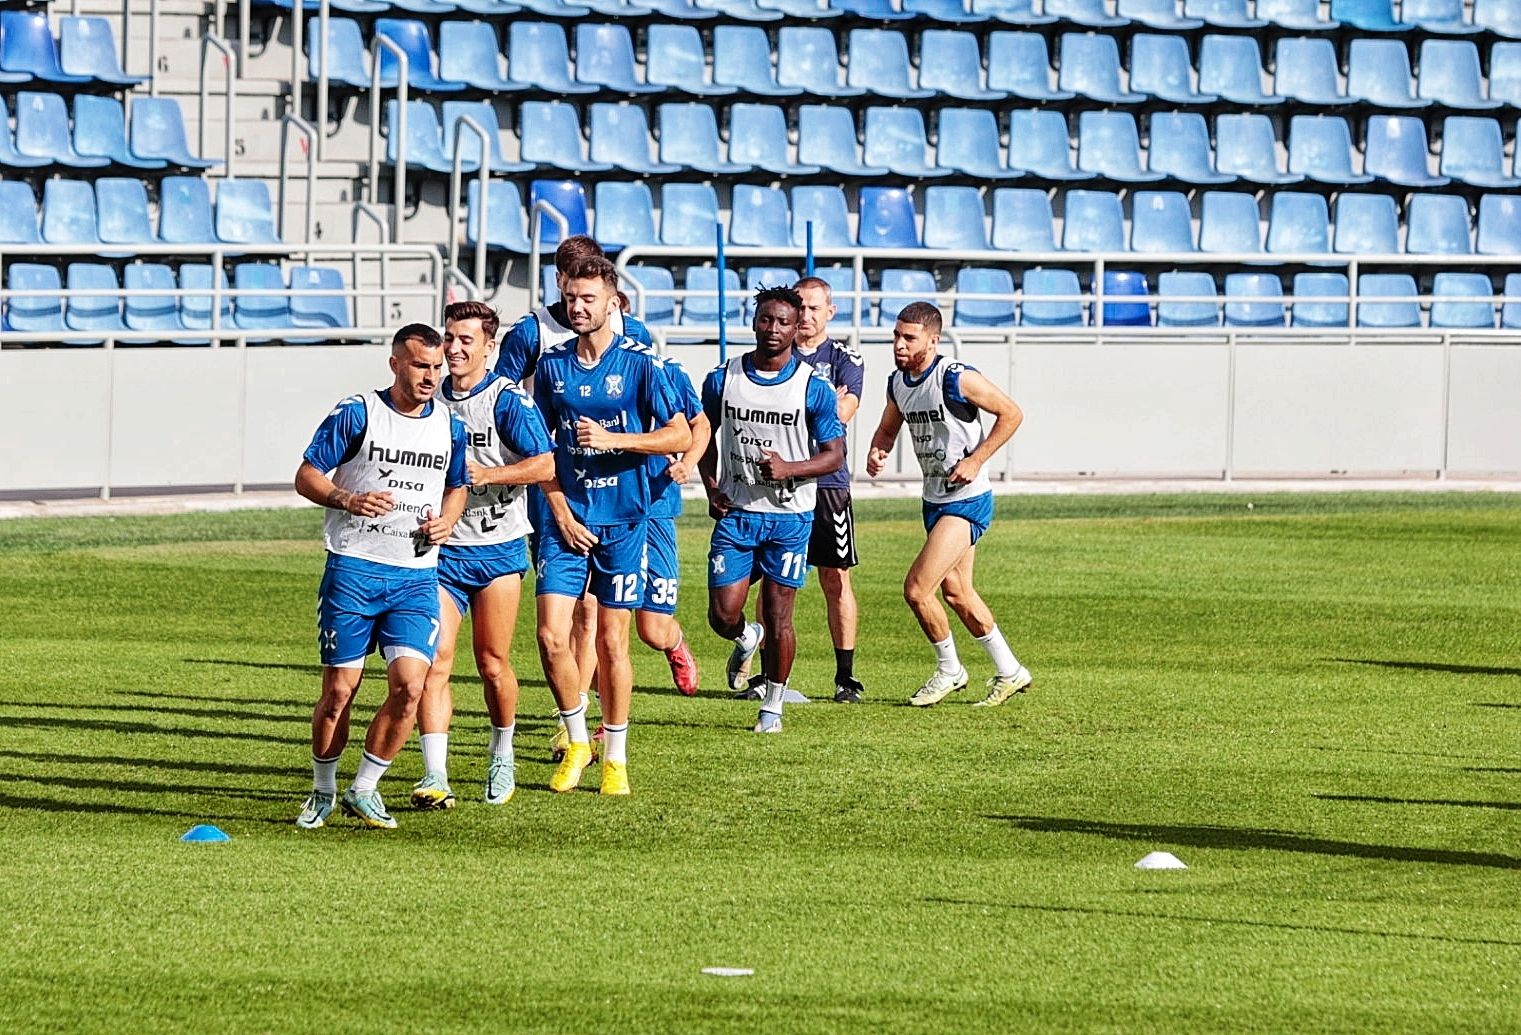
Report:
834,647,855,683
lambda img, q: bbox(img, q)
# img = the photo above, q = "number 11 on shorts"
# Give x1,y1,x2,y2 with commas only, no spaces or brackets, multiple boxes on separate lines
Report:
780,551,804,581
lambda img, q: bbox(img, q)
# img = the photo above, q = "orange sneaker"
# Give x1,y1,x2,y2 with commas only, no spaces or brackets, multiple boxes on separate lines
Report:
667,639,700,696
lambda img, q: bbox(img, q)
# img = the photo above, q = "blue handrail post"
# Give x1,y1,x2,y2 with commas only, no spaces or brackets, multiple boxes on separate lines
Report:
805,221,814,277
716,221,727,363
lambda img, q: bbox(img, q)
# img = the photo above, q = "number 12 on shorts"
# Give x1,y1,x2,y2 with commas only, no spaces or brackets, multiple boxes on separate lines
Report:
612,572,641,603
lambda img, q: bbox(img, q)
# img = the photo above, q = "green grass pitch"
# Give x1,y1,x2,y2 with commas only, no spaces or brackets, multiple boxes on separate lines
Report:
2,493,1519,1034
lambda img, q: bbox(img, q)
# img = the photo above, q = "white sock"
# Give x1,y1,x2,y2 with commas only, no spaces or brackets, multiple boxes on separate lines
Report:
603,722,628,764
488,724,515,758
560,702,589,745
737,622,762,652
975,626,1022,679
351,751,390,793
419,732,449,777
312,753,340,795
932,635,961,675
761,679,786,715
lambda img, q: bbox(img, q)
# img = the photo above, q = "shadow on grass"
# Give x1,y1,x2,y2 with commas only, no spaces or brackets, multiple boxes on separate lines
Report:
0,713,291,745
923,898,1521,949
0,699,306,726
991,815,1521,871
1332,658,1521,678
1472,702,1521,710
0,769,292,802
1466,766,1521,775
0,748,291,778
1315,792,1521,812
0,790,287,825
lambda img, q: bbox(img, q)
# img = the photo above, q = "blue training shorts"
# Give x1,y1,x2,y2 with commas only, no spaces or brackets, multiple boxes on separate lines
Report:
317,556,440,669
708,510,813,590
535,519,648,609
437,538,529,616
641,517,680,615
923,491,995,546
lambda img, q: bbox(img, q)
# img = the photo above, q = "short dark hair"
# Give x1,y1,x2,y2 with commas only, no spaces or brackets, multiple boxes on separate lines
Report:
560,255,619,291
554,235,606,274
392,322,442,352
442,300,499,342
753,284,803,315
793,276,832,301
895,301,942,333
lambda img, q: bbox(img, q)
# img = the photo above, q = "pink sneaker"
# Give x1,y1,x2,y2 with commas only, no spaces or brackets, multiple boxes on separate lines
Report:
667,639,700,696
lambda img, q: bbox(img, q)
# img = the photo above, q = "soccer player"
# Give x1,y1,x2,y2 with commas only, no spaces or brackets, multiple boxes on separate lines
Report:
865,302,1033,708
700,286,845,733
294,324,469,830
411,301,555,812
533,255,690,794
792,276,867,704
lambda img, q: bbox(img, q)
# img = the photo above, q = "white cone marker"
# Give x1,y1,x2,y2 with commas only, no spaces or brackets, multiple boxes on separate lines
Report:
1135,851,1188,870
702,967,755,977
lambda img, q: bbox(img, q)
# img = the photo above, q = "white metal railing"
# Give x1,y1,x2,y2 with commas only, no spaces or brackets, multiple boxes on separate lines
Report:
445,114,491,297
367,35,408,243
526,201,572,309
199,32,238,178
277,112,318,244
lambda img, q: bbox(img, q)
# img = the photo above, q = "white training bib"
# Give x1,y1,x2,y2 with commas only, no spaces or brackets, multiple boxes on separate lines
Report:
889,358,991,504
442,377,533,547
324,391,453,568
716,357,817,515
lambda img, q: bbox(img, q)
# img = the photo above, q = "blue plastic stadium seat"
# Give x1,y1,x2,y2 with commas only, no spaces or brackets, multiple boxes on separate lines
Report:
835,0,917,19
623,265,676,326
1357,274,1421,328
798,105,887,176
465,179,531,252
1,11,87,83
1430,272,1494,329
373,19,463,92
577,24,661,95
987,33,1071,102
442,101,531,174
1493,44,1521,108
508,22,595,94
592,103,678,175
97,178,155,246
1148,112,1233,185
1418,41,1498,110
991,188,1057,251
729,104,818,175
1078,111,1162,182
865,107,947,179
66,263,125,335
1274,38,1349,106
15,91,106,168
791,185,852,247
659,103,751,174
712,26,799,95
699,0,784,22
0,181,39,243
1405,193,1473,256
920,31,1005,101
1216,114,1303,185
811,265,861,322
1502,273,1521,329
743,267,802,319
179,264,233,340
216,180,280,245
1333,193,1399,254
0,96,46,168
520,102,612,173
41,179,98,246
1157,271,1219,327
648,24,734,96
1129,35,1217,105
1199,191,1263,253
1405,0,1477,32
878,269,937,326
681,266,742,325
1364,116,1448,188
73,95,162,169
1266,192,1330,254
902,0,988,23
130,97,219,169
923,186,988,251
972,0,1055,22
1347,39,1425,109
307,18,371,89
936,109,1019,180
758,0,843,19
1130,190,1195,253
529,179,588,247
858,186,919,249
386,100,459,174
1439,117,1519,189
1289,116,1372,186
1045,0,1127,27
1059,33,1142,105
1292,273,1349,328
232,264,290,339
58,17,144,86
1199,35,1282,106
438,22,521,93
729,184,790,247
6,264,65,334
1185,0,1265,28
1119,0,1201,29
1008,109,1092,181
1061,190,1125,252
289,265,351,331
158,176,217,244
593,181,657,250
660,183,719,247
123,263,181,339
1476,0,1521,38
1100,270,1151,327
778,27,860,98
953,268,1016,327
1331,0,1408,31
1258,0,1338,27
1224,273,1286,327
1021,269,1086,327
848,29,932,100
1484,195,1521,254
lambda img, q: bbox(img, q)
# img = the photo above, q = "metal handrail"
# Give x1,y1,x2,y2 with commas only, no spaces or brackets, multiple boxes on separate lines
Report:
149,0,161,96
290,0,305,126
445,114,490,293
367,35,409,243
316,0,331,160
527,201,571,309
277,112,318,244
199,32,238,178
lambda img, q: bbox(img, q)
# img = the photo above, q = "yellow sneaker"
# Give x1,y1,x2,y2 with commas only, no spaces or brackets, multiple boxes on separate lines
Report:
549,722,570,763
549,741,593,793
600,760,630,796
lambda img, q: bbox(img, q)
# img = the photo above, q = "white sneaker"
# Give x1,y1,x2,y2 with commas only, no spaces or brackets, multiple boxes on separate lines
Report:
753,709,783,734
972,667,1033,707
908,666,969,707
727,622,765,691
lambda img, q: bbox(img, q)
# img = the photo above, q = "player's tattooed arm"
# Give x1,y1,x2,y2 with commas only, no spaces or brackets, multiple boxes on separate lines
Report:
945,371,1023,487
543,478,600,554
865,398,905,477
294,461,394,516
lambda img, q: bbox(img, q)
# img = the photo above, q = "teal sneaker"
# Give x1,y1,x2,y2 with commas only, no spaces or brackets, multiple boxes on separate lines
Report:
340,787,397,829
410,771,456,811
296,790,335,830
484,755,516,805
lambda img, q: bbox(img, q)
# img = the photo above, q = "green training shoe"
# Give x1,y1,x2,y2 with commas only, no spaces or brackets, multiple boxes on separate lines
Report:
340,787,398,829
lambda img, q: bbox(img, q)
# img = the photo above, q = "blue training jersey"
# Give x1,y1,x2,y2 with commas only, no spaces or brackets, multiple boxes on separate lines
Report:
533,335,683,525
496,303,654,384
794,337,864,490
647,356,704,520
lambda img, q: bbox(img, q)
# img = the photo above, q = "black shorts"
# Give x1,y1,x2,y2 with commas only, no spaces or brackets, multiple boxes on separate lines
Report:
807,486,858,569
